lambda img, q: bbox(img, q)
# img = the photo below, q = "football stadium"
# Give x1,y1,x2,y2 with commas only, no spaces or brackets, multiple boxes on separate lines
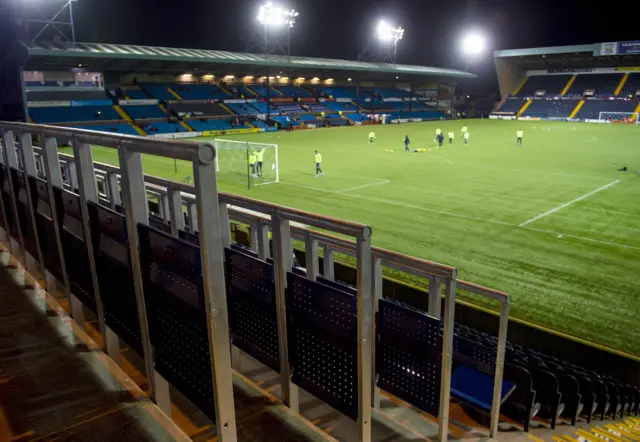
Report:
0,1,638,442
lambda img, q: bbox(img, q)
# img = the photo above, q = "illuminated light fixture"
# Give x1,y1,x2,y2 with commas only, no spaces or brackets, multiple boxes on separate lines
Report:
312,77,320,81
258,2,299,28
276,75,281,79
347,78,352,81
460,31,486,56
281,77,289,80
78,64,83,67
224,75,234,78
326,78,334,81
244,75,254,79
396,76,399,79
297,77,305,80
182,73,193,77
377,20,404,43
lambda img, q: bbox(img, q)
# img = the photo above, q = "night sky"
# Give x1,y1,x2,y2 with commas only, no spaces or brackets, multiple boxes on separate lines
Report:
7,0,640,94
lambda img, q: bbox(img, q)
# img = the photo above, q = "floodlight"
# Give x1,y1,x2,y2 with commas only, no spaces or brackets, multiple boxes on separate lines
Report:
460,32,486,56
258,2,298,28
377,20,404,43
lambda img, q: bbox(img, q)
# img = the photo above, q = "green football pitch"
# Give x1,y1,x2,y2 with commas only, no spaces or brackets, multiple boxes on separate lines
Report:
63,119,640,356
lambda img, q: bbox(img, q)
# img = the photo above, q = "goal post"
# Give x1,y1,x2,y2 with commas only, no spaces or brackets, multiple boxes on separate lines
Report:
213,139,279,189
598,112,640,124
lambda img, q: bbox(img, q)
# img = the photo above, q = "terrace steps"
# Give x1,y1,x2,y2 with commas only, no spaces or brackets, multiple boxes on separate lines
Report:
113,104,147,135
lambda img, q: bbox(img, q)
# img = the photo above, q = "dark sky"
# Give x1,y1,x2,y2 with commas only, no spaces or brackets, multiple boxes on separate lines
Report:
7,0,640,94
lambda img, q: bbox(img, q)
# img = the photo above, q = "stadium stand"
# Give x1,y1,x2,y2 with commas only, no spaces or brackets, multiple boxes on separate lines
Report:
299,114,324,125
390,110,447,120
497,98,528,113
515,75,573,97
249,101,269,113
187,119,249,131
306,102,331,113
520,99,579,118
276,85,312,97
226,102,260,115
122,105,166,119
273,103,305,114
119,87,150,99
29,105,121,123
171,83,230,100
249,118,269,128
576,99,638,119
248,85,280,97
619,73,640,97
322,101,359,112
69,123,139,135
140,83,176,101
167,102,231,117
226,85,258,98
271,115,300,126
315,86,358,98
566,74,624,97
345,113,369,122
358,100,396,111
26,88,110,102
141,121,187,134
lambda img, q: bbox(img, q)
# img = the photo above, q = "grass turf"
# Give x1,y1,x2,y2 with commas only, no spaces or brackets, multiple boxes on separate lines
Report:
62,119,640,356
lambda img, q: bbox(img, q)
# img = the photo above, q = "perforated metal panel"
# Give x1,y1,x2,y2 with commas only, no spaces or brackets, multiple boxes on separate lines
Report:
453,334,496,375
31,176,63,280
226,248,279,372
138,224,215,421
286,273,358,420
54,187,96,312
0,166,18,237
11,168,39,258
87,202,142,355
377,299,443,416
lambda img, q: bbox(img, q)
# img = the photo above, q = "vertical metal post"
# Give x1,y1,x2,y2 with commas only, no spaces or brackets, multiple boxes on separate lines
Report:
17,132,47,280
249,219,259,253
489,299,510,438
66,160,78,191
322,244,334,281
72,139,112,354
117,146,158,406
257,221,269,260
371,256,382,409
437,276,457,442
356,229,373,442
1,130,27,265
160,193,170,222
192,144,238,441
219,202,231,248
40,137,72,302
167,188,184,236
304,235,318,280
187,200,198,233
106,171,121,210
429,278,442,318
271,212,299,411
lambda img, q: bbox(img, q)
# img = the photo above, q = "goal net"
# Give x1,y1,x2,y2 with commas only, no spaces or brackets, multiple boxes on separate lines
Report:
213,139,279,188
598,112,640,124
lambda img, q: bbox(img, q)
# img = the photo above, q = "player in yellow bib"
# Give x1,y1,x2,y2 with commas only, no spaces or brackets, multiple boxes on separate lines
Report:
516,129,523,146
314,151,324,178
256,148,265,176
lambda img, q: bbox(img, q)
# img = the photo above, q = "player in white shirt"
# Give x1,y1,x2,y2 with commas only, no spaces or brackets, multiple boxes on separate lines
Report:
369,131,376,144
448,131,455,145
516,129,524,146
464,131,470,145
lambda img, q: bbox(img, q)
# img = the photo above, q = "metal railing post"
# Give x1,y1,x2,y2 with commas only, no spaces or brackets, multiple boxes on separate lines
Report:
1,129,27,266
250,219,259,253
257,220,269,260
117,145,161,410
304,235,319,280
490,299,510,438
40,137,73,306
356,228,373,442
219,202,231,248
66,159,79,191
271,211,299,412
167,188,185,236
186,199,198,232
437,276,457,442
192,144,238,442
371,256,383,409
322,244,334,281
16,132,47,282
105,171,121,210
429,278,442,318
72,138,118,362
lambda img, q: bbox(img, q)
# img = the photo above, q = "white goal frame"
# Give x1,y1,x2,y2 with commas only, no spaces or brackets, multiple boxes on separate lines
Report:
598,111,640,124
213,138,279,186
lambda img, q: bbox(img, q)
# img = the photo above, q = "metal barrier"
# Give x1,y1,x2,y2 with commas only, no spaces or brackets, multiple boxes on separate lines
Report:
1,121,511,441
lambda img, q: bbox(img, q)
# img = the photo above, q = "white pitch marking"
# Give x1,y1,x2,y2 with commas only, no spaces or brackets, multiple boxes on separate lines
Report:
458,163,613,181
337,180,390,193
523,226,640,251
518,180,621,227
429,155,453,164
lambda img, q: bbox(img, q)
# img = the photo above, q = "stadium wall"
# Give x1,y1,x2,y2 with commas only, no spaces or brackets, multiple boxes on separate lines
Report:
231,225,640,385
494,58,526,99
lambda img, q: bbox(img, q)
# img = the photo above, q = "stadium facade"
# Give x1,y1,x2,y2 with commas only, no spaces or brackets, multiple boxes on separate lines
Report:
493,40,640,123
0,40,475,139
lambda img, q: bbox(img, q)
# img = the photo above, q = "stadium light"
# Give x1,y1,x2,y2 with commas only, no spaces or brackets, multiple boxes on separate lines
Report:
258,2,298,28
460,31,486,57
377,20,404,43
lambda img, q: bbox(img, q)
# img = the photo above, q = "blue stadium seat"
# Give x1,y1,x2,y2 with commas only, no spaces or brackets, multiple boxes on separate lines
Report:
498,99,528,113
70,123,140,136
619,73,640,98
567,74,624,97
30,106,120,123
322,101,359,113
314,86,358,99
521,99,579,118
187,119,250,131
122,105,166,119
142,121,187,134
576,99,637,120
227,103,260,115
276,86,312,97
516,75,573,97
172,83,230,100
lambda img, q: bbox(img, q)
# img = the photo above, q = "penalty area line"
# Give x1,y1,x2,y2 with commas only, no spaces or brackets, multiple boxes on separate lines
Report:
518,180,621,227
